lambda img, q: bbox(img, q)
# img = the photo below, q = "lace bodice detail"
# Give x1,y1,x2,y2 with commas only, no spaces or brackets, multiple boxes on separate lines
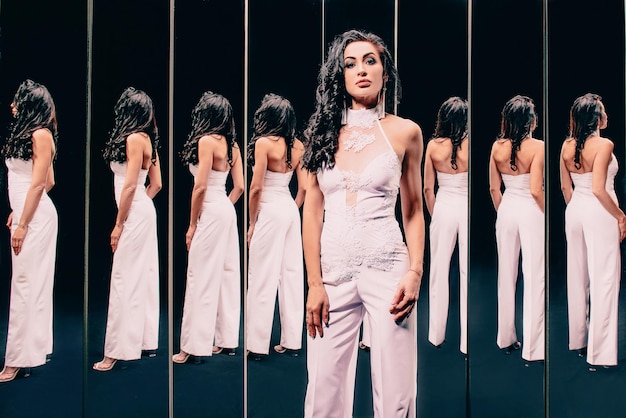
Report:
317,111,407,284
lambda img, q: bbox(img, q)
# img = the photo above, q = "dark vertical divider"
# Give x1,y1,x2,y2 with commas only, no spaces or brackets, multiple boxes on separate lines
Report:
87,1,169,416
547,1,626,417
398,1,469,416
0,1,87,416
171,1,245,417
469,0,544,417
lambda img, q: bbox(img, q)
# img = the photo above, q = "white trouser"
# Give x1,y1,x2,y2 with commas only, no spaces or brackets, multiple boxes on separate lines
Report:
428,189,468,353
179,198,241,355
495,191,545,361
566,190,620,366
304,263,417,418
247,191,304,354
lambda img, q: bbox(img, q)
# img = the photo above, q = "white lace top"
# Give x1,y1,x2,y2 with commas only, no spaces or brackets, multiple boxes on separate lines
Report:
317,109,408,285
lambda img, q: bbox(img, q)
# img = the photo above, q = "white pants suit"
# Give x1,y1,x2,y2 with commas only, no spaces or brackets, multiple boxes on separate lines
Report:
428,171,468,354
247,170,304,354
4,158,58,368
566,166,620,366
496,173,545,361
179,169,240,355
104,162,159,360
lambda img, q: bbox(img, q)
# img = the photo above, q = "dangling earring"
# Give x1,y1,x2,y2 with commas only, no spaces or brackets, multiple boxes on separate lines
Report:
341,96,349,125
375,87,386,119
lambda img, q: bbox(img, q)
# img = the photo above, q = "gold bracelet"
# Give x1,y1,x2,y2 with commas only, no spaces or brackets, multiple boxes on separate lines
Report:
408,268,421,275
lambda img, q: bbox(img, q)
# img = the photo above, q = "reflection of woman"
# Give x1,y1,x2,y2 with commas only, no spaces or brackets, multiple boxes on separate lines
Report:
303,30,424,417
424,97,468,354
246,94,306,356
0,80,58,382
173,92,243,363
560,93,626,369
94,87,162,372
489,95,544,362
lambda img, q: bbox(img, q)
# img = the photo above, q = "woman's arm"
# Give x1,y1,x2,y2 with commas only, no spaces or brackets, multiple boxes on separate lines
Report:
228,145,244,205
45,163,55,192
591,142,625,224
248,139,268,235
294,164,307,209
110,133,144,252
423,142,436,216
11,129,54,255
489,144,503,211
146,152,162,200
186,137,214,250
559,142,574,204
529,142,545,212
303,172,329,338
392,122,424,322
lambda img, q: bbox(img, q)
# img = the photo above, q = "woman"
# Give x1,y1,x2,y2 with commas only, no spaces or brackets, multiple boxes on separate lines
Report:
246,93,306,356
0,80,58,382
560,93,626,369
94,87,162,371
173,91,243,363
424,97,468,354
302,30,424,417
489,95,544,362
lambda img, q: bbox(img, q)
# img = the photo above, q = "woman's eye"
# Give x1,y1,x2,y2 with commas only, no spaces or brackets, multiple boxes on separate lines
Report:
365,57,377,65
345,61,355,69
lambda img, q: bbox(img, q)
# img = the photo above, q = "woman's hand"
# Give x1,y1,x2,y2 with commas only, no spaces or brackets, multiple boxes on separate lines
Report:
306,284,330,338
6,212,12,230
11,224,27,255
247,223,255,247
110,224,124,252
619,217,626,242
186,224,197,251
389,269,422,322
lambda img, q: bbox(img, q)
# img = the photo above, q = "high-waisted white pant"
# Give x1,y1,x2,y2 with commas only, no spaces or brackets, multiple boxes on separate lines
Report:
566,186,620,366
496,175,544,361
304,264,417,418
246,186,304,354
428,172,468,353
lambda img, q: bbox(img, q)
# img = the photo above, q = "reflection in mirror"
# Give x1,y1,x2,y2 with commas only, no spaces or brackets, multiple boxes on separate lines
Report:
86,0,169,416
398,1,469,415
469,0,544,416
548,0,626,415
246,1,320,416
0,1,86,416
172,1,244,417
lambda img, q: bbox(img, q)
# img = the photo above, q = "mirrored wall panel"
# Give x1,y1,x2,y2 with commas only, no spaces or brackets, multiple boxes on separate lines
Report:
172,1,245,417
246,0,320,417
547,0,626,416
469,0,545,417
86,0,170,416
0,1,86,417
399,1,469,416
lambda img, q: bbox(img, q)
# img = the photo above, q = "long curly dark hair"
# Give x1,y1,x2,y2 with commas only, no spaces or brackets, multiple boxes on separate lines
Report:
432,96,468,170
180,91,236,167
303,29,401,172
569,93,604,170
498,95,536,171
103,87,159,164
248,93,297,169
2,79,58,160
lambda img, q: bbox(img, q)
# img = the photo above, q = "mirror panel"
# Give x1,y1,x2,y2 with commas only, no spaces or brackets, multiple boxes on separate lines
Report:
469,0,545,416
0,1,86,416
86,1,170,415
547,0,626,416
172,1,245,417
